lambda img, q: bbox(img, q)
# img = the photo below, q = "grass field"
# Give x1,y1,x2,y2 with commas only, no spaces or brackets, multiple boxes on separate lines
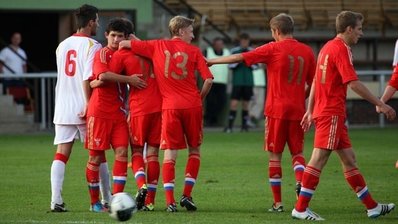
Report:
0,128,397,223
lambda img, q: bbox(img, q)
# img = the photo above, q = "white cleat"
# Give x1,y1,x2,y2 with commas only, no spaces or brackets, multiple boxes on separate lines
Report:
367,203,395,218
292,208,325,221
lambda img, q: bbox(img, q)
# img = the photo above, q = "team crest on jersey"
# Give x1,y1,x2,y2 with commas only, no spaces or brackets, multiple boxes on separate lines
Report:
94,138,101,147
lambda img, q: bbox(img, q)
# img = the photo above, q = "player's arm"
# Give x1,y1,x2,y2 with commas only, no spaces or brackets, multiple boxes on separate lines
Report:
301,80,316,132
207,53,243,66
200,78,213,100
98,72,147,89
79,80,91,119
349,80,396,120
380,67,398,103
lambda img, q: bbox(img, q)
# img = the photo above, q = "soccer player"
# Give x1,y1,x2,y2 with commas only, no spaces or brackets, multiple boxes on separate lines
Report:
292,11,396,220
119,15,213,212
108,48,162,211
379,40,398,109
207,13,316,212
50,4,111,212
85,18,144,212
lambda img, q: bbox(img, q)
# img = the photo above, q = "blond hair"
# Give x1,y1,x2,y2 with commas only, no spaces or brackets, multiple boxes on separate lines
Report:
168,15,194,37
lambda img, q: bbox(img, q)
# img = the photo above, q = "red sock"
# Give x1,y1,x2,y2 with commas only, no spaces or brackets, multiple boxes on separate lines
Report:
269,160,282,204
292,154,305,183
132,152,146,189
162,159,175,205
295,166,321,212
86,162,100,205
113,159,127,194
344,168,377,209
183,153,201,197
146,154,160,205
54,153,69,164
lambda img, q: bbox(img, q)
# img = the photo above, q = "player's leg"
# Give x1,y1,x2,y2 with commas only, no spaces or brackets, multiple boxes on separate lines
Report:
287,120,306,198
144,145,160,211
99,155,111,208
180,106,203,211
86,150,107,212
163,149,178,212
225,86,240,132
268,152,283,212
111,119,129,195
241,86,253,132
50,125,78,212
131,144,147,209
336,145,395,218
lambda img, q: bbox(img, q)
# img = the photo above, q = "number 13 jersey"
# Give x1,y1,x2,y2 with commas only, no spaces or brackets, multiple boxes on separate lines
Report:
54,33,101,125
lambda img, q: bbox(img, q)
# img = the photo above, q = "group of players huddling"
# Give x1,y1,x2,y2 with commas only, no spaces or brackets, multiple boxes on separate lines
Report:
50,4,396,220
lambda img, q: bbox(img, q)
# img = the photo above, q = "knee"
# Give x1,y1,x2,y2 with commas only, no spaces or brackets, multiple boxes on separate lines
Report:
115,148,128,160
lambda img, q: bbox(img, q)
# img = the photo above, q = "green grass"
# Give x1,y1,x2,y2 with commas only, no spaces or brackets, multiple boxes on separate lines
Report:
0,128,397,223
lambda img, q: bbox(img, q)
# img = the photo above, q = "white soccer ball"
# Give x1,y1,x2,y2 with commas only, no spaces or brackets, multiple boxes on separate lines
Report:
109,192,137,222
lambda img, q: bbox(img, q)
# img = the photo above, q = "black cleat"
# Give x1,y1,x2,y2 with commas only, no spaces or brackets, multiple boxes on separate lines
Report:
166,203,178,212
51,203,67,212
135,185,148,210
180,195,197,211
268,204,284,212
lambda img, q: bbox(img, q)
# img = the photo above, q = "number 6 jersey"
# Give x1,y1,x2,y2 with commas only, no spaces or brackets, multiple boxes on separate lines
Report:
53,33,102,125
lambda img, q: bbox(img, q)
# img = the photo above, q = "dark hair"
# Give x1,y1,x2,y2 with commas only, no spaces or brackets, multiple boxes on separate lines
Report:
270,13,294,35
336,11,363,34
106,18,134,36
239,33,250,40
75,4,99,29
213,37,223,43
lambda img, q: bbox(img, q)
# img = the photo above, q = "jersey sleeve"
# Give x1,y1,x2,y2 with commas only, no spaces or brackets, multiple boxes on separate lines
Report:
196,50,214,80
108,50,125,74
335,46,358,84
389,66,398,89
130,40,155,59
242,43,273,66
83,41,101,81
393,40,398,66
92,48,110,79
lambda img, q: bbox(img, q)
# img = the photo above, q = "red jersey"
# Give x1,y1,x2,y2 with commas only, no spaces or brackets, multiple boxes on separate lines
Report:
242,39,315,120
388,66,398,89
129,38,213,109
87,47,127,120
109,49,162,116
312,37,359,118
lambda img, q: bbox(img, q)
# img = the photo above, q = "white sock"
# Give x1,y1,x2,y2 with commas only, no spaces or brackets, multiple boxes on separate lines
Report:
50,160,65,206
99,162,112,203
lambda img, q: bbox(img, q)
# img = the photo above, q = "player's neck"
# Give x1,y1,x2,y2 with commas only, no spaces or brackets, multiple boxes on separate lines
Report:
76,27,92,37
336,34,351,46
277,35,293,42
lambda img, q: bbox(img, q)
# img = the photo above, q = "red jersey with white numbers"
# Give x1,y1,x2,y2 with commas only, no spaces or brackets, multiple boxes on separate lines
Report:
243,39,315,120
109,49,162,116
87,47,127,120
313,37,359,118
129,38,213,109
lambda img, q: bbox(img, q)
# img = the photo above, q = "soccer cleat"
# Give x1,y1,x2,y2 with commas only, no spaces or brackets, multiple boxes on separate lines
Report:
268,204,284,212
180,195,197,211
142,203,155,211
51,203,67,212
90,201,108,213
292,208,325,221
224,127,232,133
367,203,395,218
166,203,178,212
135,184,148,210
295,182,302,199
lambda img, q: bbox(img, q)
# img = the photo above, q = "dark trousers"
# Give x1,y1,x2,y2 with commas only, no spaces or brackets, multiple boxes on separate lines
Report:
205,83,227,126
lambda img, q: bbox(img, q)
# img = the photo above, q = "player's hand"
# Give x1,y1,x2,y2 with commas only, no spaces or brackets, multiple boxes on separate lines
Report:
78,104,88,120
377,103,396,120
129,74,147,89
119,40,131,49
206,59,214,67
300,111,313,132
90,79,104,88
128,34,140,41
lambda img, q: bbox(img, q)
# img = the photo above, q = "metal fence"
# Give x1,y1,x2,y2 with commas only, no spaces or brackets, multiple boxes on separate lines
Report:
0,69,395,129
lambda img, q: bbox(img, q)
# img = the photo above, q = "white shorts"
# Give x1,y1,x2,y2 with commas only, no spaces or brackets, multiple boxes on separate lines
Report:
54,124,86,145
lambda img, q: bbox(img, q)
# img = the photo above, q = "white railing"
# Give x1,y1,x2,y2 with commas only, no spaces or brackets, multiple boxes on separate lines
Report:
0,70,395,129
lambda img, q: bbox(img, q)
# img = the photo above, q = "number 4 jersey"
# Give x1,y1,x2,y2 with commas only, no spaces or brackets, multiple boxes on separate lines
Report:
54,33,102,125
242,39,316,121
128,38,214,110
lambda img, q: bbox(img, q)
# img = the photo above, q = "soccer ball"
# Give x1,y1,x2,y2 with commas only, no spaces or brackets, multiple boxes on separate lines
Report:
109,192,137,222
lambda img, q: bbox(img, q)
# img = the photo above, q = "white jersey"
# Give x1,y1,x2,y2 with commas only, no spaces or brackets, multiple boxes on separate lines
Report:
393,39,398,66
53,34,102,125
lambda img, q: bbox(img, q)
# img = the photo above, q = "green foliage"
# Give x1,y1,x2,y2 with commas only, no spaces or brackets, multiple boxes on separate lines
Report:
0,128,397,223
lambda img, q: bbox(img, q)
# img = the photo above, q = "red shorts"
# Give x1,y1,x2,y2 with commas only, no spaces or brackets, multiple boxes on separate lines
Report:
129,112,161,148
314,116,352,150
160,107,203,150
85,116,129,150
264,117,304,154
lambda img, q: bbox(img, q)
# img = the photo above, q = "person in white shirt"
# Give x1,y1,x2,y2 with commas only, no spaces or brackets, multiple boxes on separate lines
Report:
0,32,27,92
50,4,111,212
